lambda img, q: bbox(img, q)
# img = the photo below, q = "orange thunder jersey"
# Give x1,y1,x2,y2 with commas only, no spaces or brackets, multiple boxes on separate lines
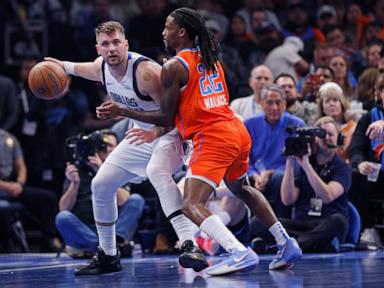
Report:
174,48,235,140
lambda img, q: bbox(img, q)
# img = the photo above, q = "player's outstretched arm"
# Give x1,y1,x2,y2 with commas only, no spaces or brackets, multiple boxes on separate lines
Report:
44,57,103,82
96,59,184,127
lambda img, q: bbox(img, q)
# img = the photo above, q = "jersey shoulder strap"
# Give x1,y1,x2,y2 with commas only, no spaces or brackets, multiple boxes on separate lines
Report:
132,56,153,102
101,60,107,93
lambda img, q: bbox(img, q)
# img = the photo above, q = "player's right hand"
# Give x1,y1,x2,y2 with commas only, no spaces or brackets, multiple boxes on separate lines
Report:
44,57,65,70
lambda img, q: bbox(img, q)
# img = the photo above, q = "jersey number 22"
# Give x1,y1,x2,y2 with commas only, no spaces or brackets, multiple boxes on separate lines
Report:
197,64,224,96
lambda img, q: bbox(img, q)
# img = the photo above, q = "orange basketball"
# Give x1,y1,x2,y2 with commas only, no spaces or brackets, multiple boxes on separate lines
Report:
28,61,69,100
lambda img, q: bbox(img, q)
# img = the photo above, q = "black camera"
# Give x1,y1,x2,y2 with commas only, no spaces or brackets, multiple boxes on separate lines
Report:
65,131,109,166
285,126,326,157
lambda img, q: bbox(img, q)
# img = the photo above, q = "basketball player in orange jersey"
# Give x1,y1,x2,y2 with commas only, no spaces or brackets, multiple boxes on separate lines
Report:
97,8,302,275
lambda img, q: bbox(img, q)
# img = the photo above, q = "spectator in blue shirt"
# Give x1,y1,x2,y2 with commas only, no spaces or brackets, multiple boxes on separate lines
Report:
244,84,305,217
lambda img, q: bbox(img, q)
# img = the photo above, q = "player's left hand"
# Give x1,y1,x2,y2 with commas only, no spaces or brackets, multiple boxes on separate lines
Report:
125,128,158,145
96,100,122,119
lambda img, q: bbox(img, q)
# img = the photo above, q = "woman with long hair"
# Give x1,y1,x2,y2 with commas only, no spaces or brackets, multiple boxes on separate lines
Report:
317,82,357,161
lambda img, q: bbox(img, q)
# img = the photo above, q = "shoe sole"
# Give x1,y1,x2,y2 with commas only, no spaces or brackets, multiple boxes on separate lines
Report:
179,252,208,272
74,264,123,276
206,258,259,276
269,253,301,270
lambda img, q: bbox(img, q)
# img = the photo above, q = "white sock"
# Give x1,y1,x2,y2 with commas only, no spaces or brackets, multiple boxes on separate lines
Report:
200,215,247,253
96,224,117,256
170,214,197,245
269,222,289,246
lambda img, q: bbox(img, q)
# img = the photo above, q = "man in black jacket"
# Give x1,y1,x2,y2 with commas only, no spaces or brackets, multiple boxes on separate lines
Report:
349,73,384,247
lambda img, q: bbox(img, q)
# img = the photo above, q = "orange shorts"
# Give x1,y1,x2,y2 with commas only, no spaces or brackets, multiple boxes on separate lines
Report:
187,117,251,187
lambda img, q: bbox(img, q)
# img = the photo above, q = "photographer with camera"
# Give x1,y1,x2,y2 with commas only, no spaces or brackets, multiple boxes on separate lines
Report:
251,116,351,252
244,84,305,217
55,129,145,258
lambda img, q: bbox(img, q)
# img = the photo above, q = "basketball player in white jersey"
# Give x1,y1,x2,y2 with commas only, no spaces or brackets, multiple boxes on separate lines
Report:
45,21,208,275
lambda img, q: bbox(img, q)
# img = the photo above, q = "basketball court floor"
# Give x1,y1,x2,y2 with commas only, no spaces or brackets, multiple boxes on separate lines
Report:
0,250,383,287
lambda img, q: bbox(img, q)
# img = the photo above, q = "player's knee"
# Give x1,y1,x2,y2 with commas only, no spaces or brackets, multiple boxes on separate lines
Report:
91,174,108,197
147,163,169,182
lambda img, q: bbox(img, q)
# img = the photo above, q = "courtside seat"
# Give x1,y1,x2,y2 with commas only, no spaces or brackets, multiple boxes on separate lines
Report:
339,201,361,251
0,200,29,252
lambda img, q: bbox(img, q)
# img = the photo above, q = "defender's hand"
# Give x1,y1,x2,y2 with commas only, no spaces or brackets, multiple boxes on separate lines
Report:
125,128,158,145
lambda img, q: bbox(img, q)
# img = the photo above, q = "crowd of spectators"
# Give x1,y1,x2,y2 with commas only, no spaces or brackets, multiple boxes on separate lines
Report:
1,0,384,255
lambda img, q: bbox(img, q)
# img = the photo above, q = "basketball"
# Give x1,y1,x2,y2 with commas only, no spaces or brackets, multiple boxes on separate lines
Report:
28,61,69,100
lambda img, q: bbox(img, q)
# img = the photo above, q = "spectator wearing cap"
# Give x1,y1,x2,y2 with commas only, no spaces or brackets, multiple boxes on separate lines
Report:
264,36,309,80
205,19,249,100
317,5,338,31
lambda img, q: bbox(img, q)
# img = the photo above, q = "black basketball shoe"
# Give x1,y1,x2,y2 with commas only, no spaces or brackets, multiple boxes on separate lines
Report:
179,240,208,272
74,247,123,276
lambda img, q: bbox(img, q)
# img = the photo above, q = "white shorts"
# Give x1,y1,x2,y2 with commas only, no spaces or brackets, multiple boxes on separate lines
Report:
105,128,183,183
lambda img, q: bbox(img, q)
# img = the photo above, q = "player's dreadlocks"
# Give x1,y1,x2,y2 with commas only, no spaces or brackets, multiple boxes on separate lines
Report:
170,7,221,72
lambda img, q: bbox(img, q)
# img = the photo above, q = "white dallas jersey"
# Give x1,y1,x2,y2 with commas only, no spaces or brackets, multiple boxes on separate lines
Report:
103,51,159,129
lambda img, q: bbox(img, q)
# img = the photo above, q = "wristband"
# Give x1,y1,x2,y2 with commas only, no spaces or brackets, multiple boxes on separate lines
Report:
63,61,76,75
